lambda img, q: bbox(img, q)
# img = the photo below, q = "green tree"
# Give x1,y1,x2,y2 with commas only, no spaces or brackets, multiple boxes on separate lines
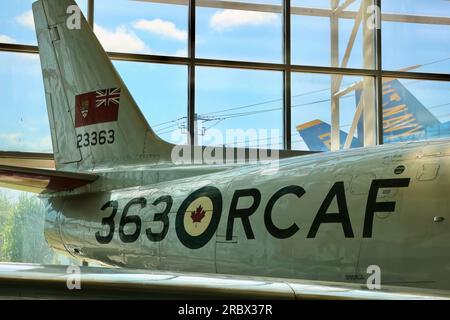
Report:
0,193,13,261
0,192,55,263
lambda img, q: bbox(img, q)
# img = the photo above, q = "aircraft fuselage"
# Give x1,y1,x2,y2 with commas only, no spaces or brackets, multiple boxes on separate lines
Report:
43,139,450,290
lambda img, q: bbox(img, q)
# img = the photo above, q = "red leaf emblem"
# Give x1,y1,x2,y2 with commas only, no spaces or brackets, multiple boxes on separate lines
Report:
191,205,206,223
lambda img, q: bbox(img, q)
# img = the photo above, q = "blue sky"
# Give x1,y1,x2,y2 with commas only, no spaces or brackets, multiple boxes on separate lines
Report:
0,0,449,155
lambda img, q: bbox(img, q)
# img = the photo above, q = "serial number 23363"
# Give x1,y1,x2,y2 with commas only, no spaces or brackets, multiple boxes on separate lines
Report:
77,130,115,148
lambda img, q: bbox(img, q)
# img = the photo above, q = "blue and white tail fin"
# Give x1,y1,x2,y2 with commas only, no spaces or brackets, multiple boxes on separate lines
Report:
296,120,362,152
354,79,440,144
377,79,440,143
298,78,441,152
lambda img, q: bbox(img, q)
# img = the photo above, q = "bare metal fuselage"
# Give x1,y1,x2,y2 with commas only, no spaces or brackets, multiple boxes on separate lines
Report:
43,139,450,290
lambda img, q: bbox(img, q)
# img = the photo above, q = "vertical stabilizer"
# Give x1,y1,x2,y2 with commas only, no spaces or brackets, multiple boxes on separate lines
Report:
33,0,173,171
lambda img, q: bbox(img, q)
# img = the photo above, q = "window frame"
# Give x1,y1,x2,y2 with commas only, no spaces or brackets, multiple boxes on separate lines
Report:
1,0,450,151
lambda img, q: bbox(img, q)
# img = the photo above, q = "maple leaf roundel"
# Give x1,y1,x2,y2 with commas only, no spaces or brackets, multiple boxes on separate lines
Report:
176,186,223,250
183,196,214,237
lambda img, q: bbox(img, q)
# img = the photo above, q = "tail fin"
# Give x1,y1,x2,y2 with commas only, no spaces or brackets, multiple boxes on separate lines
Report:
355,78,439,143
296,120,362,152
33,0,172,171
381,79,439,143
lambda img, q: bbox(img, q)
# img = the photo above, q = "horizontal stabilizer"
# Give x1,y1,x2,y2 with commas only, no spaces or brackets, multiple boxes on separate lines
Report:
0,151,55,169
297,119,362,151
0,165,98,194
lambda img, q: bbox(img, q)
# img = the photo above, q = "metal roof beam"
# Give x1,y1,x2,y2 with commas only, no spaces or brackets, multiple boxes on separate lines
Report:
134,0,450,25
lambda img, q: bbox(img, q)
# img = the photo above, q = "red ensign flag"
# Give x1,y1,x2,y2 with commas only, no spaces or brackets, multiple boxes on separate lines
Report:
75,88,121,128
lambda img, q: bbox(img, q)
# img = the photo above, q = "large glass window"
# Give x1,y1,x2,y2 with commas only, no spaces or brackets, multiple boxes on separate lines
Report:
0,52,51,153
291,73,376,152
196,67,283,149
1,0,449,151
0,0,38,45
114,61,188,145
291,0,376,69
292,0,330,9
196,0,283,63
0,0,87,45
95,0,188,55
0,191,76,264
382,0,450,74
382,78,450,144
0,51,65,265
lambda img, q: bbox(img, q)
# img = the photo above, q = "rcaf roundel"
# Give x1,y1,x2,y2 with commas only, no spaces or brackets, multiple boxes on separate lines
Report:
176,186,222,249
183,197,214,237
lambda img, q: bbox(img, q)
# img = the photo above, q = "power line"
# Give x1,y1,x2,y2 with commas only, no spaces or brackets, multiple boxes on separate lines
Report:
200,86,339,117
193,101,450,146
154,56,450,136
153,116,187,128
156,95,356,134
419,56,450,69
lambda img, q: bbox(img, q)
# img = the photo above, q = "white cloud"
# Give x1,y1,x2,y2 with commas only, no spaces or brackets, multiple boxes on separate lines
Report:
16,10,35,29
209,9,278,32
0,35,16,43
133,19,187,41
94,24,151,53
175,48,188,56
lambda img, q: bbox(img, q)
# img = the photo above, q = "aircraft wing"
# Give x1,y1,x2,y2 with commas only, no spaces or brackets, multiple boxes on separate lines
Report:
0,151,55,169
0,263,449,300
0,165,98,193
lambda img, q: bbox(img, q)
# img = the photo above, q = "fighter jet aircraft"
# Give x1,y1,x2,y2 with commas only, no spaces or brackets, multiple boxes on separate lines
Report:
0,0,450,297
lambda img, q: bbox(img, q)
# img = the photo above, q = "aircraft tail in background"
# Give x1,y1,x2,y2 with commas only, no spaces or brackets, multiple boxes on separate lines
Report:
297,78,443,151
377,78,440,143
296,120,362,152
